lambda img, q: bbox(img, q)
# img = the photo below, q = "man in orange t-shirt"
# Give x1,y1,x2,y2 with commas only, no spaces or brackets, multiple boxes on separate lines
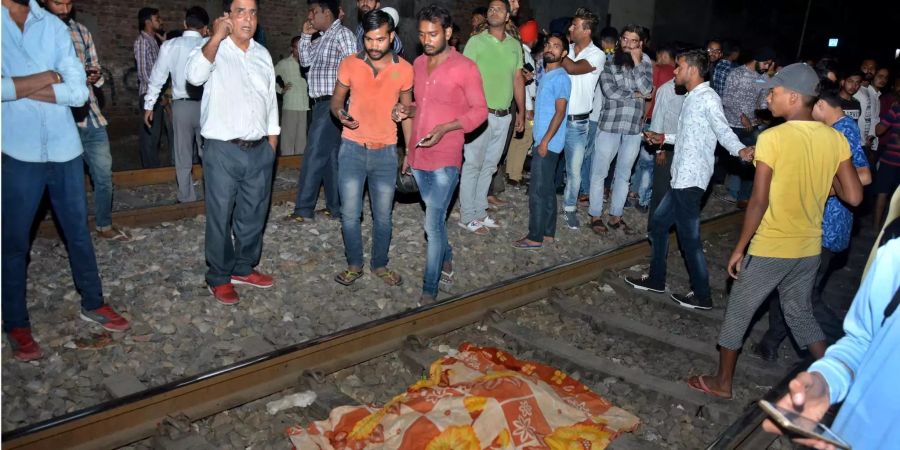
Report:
330,10,413,287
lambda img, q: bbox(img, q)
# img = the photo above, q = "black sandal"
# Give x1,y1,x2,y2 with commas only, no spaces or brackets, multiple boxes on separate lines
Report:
334,269,364,286
590,219,608,235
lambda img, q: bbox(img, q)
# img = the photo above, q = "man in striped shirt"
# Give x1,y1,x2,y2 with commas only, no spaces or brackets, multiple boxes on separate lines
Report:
44,0,129,240
134,7,164,168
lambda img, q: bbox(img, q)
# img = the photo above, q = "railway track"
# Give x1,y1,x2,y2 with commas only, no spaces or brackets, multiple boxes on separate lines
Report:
4,211,799,450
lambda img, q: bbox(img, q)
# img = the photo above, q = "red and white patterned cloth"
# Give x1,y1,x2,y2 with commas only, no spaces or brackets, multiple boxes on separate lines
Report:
288,343,640,449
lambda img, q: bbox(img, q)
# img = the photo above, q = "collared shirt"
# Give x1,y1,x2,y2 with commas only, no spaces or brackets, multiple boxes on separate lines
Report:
648,79,683,136
185,37,279,141
407,48,488,171
337,52,413,145
533,67,571,153
134,30,159,96
646,63,675,120
711,59,733,96
144,30,204,109
822,116,869,252
566,42,603,115
67,18,106,127
664,82,744,189
2,0,88,162
854,84,880,139
808,237,900,450
356,23,402,55
299,19,356,98
722,65,769,127
598,57,653,135
463,31,523,109
274,56,309,111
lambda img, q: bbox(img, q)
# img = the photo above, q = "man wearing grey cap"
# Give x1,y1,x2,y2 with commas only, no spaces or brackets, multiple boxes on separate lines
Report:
720,47,776,208
687,63,865,400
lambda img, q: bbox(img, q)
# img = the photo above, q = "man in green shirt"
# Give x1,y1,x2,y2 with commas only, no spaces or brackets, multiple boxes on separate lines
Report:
274,36,310,155
458,0,525,235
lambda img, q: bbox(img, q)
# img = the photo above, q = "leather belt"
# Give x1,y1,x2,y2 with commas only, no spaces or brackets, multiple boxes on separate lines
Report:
567,112,590,121
488,107,512,117
362,142,389,149
229,137,267,148
310,95,332,105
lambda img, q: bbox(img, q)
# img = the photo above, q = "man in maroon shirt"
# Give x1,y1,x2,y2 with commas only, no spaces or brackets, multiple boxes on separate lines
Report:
392,4,487,306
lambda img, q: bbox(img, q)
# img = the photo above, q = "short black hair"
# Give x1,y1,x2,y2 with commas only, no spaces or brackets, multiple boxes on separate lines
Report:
817,79,842,108
656,43,676,60
418,4,453,30
308,0,339,18
676,48,710,76
138,7,159,32
472,7,487,17
572,7,598,35
598,26,618,44
547,32,569,52
840,68,865,81
185,6,210,29
362,9,394,34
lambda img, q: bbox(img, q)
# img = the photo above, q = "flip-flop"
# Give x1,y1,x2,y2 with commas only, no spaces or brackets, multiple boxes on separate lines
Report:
334,269,364,286
375,269,403,286
283,213,312,223
687,375,733,400
590,219,608,235
512,238,543,250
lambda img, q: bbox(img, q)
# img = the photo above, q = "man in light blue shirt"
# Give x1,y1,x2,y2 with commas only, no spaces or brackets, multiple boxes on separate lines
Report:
2,0,130,362
763,223,900,450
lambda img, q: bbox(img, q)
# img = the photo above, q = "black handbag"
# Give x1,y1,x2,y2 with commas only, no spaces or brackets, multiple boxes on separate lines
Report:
395,146,418,194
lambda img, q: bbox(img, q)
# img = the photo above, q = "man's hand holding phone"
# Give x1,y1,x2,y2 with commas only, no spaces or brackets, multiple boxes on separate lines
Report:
761,372,843,449
338,109,359,129
643,131,664,145
416,123,449,148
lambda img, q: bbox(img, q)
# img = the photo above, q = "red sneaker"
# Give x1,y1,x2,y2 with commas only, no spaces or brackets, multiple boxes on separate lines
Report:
231,271,274,289
80,304,131,332
7,327,43,361
208,283,240,305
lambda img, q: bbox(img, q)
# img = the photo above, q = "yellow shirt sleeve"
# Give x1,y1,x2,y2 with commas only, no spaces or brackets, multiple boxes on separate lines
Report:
754,129,778,169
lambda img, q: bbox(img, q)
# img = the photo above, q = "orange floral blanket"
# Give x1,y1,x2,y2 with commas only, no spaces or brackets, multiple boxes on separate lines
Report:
288,343,640,449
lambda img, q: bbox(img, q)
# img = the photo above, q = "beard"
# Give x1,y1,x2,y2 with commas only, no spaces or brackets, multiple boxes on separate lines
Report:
542,53,560,64
423,41,446,56
755,62,767,74
366,47,387,60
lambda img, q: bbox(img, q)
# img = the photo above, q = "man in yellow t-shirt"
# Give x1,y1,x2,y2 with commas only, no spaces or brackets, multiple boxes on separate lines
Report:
686,63,864,400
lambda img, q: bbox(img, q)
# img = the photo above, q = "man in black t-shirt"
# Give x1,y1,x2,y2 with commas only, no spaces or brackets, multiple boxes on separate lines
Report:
839,70,864,120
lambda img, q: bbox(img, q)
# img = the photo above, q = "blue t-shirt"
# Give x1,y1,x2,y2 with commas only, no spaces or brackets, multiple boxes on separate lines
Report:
533,67,571,153
821,115,869,252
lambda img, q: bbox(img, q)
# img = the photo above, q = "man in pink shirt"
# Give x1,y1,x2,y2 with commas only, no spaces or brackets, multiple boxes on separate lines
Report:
393,4,487,305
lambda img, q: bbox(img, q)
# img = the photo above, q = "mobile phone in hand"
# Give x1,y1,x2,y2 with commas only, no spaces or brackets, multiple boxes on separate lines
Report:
339,109,355,122
415,137,429,147
758,400,851,450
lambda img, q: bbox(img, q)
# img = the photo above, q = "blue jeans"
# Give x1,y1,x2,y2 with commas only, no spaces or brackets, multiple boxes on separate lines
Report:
589,131,643,217
2,154,104,332
527,148,560,242
293,101,341,218
203,140,275,286
648,187,710,300
338,139,398,270
630,145,655,207
563,118,590,211
580,120,598,196
78,123,114,229
413,166,459,298
725,127,756,201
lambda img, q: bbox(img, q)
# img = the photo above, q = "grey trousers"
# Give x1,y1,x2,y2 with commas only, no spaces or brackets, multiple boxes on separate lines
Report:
203,139,275,287
718,254,825,351
460,113,512,224
172,100,203,202
280,109,307,156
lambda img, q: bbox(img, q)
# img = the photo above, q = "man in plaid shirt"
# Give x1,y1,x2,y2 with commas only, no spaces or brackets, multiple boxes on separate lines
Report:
134,7,165,168
287,0,356,223
44,0,129,240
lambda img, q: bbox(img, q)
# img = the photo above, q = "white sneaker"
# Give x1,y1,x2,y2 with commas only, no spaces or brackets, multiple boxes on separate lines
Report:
458,220,489,235
481,215,501,228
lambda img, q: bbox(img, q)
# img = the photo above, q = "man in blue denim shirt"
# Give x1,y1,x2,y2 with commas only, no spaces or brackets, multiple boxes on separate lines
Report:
2,0,131,362
754,83,872,360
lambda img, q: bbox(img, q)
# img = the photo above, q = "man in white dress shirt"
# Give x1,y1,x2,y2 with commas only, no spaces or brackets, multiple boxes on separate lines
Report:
854,58,880,152
144,6,209,203
185,0,279,305
627,49,752,310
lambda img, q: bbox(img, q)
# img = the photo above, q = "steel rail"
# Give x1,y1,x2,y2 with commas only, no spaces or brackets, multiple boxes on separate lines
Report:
4,212,744,450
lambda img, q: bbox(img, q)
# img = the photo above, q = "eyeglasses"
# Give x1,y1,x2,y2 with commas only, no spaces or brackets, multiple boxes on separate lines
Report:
620,36,640,45
230,7,258,18
706,48,722,54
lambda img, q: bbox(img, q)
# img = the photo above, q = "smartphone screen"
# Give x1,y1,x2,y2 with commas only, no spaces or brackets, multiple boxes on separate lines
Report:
758,400,851,449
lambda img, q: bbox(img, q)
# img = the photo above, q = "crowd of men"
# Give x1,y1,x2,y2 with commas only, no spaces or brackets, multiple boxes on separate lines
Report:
3,0,899,447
